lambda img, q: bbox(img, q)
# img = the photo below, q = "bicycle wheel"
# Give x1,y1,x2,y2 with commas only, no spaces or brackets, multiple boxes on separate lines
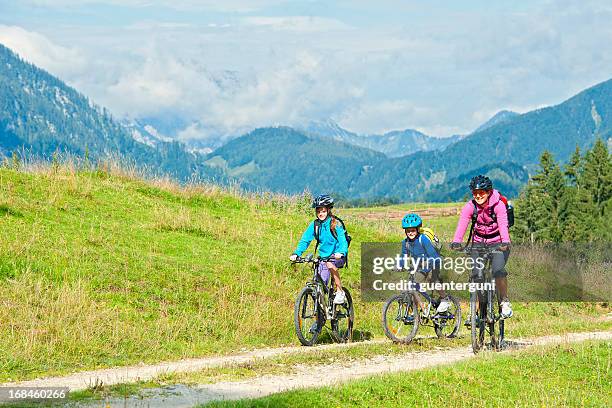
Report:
498,317,505,350
294,286,323,346
382,292,420,344
490,291,504,351
470,290,486,353
434,295,462,338
331,287,354,343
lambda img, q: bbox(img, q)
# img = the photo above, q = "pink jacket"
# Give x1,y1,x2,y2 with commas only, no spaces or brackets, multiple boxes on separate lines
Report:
452,189,511,244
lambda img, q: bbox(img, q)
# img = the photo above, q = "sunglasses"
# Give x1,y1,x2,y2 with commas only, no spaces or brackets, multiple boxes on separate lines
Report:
472,189,489,197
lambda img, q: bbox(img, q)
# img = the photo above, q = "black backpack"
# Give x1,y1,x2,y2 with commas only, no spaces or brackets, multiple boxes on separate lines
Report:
313,215,352,266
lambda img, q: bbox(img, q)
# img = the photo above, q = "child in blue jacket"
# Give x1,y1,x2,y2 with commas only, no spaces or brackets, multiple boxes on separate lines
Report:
400,213,451,314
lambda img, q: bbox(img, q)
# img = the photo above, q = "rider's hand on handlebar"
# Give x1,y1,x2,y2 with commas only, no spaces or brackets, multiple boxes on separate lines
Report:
289,254,298,262
498,243,511,252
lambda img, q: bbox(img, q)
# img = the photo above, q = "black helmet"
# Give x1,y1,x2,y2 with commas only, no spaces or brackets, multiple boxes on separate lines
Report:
312,194,334,209
469,175,493,191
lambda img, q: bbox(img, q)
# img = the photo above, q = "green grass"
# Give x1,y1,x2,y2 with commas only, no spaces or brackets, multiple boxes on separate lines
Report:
0,165,415,382
204,340,612,408
0,165,609,383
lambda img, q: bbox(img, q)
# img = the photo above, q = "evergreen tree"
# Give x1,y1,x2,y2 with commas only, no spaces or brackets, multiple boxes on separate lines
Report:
564,145,582,186
571,186,598,242
560,145,583,239
580,139,612,217
514,181,548,243
529,151,565,241
515,140,611,243
599,199,612,242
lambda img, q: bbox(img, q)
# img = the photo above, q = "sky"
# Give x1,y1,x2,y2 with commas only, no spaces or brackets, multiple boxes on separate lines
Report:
0,0,611,143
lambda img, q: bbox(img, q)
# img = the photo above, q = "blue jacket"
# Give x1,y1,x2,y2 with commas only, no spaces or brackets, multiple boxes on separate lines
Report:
400,234,441,273
294,217,348,258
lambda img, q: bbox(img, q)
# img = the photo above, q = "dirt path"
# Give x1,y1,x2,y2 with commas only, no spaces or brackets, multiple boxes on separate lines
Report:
0,338,387,391
2,331,610,408
153,331,612,406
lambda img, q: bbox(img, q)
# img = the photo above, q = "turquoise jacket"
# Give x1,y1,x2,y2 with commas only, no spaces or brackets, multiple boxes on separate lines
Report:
294,217,348,258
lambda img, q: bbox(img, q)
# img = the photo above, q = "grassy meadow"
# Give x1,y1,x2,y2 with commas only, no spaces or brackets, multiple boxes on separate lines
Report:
0,164,610,382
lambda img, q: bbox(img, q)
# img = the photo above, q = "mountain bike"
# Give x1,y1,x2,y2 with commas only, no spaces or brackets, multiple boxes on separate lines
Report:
462,243,506,353
382,269,461,344
292,254,354,346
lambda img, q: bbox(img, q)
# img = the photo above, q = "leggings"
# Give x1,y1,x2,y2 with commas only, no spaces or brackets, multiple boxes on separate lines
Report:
317,258,345,285
470,247,510,280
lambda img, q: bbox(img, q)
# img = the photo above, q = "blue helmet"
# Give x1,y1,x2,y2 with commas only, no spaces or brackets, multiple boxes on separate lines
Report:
402,213,422,229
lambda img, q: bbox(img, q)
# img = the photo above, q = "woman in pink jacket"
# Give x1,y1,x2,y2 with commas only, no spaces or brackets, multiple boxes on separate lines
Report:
451,175,513,318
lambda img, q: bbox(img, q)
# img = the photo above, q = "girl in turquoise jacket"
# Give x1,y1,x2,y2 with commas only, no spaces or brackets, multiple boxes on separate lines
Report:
290,194,348,304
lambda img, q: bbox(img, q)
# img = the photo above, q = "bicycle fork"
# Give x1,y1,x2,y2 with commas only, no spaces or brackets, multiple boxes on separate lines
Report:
485,280,492,324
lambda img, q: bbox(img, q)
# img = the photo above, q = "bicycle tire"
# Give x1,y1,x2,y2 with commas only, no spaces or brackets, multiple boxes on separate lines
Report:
471,290,486,353
490,290,505,351
382,292,420,344
294,286,323,346
434,295,462,338
331,287,354,343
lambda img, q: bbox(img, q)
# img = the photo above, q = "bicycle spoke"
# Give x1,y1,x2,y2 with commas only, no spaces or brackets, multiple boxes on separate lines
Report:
294,286,321,346
383,293,419,344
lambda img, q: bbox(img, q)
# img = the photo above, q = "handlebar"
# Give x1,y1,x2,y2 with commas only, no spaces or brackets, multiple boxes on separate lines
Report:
290,254,334,264
453,242,509,254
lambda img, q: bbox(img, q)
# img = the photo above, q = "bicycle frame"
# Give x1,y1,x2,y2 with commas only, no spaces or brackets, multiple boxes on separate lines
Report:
405,269,454,324
467,244,505,344
472,249,499,320
302,256,337,321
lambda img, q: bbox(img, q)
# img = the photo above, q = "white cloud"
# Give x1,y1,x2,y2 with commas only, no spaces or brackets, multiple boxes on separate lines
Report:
416,125,466,138
338,100,440,135
125,21,193,30
20,0,289,13
3,0,612,143
187,50,362,139
0,25,88,79
242,16,352,32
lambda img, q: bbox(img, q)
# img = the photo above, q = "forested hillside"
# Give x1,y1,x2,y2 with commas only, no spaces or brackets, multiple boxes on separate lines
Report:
0,44,223,182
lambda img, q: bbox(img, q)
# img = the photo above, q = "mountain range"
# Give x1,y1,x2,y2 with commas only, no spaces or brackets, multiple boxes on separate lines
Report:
298,120,462,158
1,42,610,202
473,110,519,133
205,79,610,201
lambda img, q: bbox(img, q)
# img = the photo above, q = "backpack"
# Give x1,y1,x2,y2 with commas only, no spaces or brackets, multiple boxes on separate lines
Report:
313,215,352,266
471,194,514,228
419,227,442,253
468,194,514,241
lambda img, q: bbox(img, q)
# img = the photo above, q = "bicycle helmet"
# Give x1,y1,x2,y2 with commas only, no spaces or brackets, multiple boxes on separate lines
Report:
402,213,422,229
469,175,493,191
312,194,334,209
